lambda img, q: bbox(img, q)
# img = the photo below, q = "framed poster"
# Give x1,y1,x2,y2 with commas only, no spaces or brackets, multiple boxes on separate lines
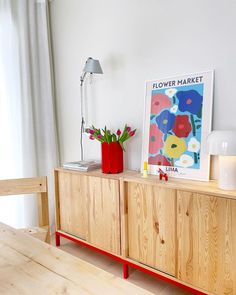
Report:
142,70,214,181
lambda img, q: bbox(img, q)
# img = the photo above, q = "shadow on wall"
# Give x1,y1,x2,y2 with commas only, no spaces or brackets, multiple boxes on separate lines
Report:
103,54,127,80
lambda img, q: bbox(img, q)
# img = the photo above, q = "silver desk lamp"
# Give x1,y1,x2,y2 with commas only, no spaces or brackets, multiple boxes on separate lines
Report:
80,57,103,161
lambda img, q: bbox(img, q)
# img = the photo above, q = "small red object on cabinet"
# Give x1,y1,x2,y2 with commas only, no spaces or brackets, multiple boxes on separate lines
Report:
159,168,168,181
101,142,123,174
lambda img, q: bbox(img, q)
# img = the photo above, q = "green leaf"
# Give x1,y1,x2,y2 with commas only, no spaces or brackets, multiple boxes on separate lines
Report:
190,114,196,136
119,142,126,151
119,130,128,143
150,114,155,120
108,133,112,143
197,105,202,118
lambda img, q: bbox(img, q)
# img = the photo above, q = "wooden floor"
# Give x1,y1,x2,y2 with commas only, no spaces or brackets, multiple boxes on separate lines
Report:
56,237,191,295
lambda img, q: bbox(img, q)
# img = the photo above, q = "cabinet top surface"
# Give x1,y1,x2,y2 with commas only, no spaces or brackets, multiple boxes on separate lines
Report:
122,172,236,200
55,168,236,200
55,167,134,180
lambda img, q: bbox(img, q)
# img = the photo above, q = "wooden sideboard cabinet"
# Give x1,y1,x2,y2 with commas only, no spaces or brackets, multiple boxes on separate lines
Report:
55,168,121,255
55,168,236,295
127,182,176,276
177,190,236,295
56,171,87,239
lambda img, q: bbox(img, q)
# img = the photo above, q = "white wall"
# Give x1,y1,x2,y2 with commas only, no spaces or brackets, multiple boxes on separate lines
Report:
49,0,236,175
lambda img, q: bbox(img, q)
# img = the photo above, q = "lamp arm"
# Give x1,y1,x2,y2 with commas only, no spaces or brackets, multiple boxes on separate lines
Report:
80,116,85,161
80,72,87,161
80,72,87,86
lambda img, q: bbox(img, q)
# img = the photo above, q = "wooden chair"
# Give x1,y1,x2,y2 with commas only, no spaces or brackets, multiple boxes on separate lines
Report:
0,177,50,243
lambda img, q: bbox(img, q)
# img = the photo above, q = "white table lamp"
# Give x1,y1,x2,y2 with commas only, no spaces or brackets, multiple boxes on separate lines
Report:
207,130,236,190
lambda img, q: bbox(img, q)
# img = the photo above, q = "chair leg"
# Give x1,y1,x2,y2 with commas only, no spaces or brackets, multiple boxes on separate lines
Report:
55,232,60,247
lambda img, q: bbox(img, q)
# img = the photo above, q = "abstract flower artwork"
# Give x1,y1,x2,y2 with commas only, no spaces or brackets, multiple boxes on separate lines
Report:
142,71,214,181
148,84,203,169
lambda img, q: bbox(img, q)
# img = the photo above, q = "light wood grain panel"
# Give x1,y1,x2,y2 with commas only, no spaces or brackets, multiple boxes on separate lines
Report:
177,190,236,294
0,177,47,196
0,177,50,243
56,168,236,200
37,191,49,227
120,179,128,257
0,222,154,295
19,226,48,242
127,182,176,276
55,167,134,180
54,170,61,230
122,173,236,200
86,176,120,255
58,171,87,239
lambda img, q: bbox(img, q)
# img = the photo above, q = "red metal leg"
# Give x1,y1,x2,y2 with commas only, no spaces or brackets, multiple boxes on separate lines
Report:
55,232,60,247
55,231,206,294
123,263,129,279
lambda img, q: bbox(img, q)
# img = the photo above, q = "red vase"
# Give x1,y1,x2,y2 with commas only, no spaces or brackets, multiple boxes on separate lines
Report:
101,142,123,174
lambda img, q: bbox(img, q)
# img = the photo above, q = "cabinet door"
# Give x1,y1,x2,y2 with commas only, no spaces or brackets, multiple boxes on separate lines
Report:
86,176,120,255
127,183,176,276
177,190,236,294
58,172,87,239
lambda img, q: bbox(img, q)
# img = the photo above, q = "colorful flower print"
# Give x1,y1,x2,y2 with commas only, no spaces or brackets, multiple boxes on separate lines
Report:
163,135,186,158
172,115,192,138
148,154,171,166
148,124,163,154
156,110,175,134
175,154,194,168
151,93,171,114
188,137,200,152
165,88,177,98
170,104,178,114
176,90,203,115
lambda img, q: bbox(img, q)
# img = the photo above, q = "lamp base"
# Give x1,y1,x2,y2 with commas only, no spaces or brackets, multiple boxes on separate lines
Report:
218,156,236,190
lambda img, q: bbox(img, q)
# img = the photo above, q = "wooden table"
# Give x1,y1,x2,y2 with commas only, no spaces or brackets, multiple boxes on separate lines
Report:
0,222,154,295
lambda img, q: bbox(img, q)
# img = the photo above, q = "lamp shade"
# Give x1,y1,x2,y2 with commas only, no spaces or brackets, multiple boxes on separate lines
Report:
83,57,103,74
207,130,236,156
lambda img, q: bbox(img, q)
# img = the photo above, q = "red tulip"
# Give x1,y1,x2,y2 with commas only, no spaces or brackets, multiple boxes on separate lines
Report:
126,126,131,132
89,129,95,135
89,135,94,140
97,134,102,139
129,130,136,137
116,129,121,136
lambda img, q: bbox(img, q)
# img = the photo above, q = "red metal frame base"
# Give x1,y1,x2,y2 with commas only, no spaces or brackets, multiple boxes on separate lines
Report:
55,232,60,247
123,263,129,279
55,231,206,295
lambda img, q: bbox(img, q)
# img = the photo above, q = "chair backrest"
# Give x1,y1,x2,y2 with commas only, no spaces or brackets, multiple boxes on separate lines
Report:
0,177,49,227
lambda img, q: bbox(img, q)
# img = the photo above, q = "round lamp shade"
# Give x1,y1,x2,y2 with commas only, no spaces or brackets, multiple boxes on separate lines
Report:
207,130,236,156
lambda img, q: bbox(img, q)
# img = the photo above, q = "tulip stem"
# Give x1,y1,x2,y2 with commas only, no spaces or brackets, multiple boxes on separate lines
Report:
190,115,196,136
194,152,198,164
